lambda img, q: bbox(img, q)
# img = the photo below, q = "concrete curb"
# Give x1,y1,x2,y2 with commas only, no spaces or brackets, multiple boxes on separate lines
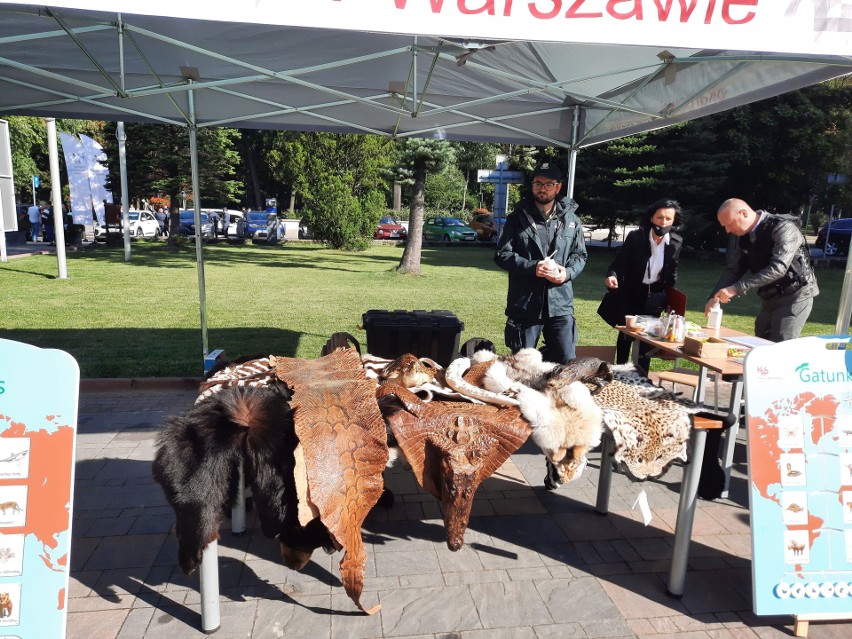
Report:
80,377,202,391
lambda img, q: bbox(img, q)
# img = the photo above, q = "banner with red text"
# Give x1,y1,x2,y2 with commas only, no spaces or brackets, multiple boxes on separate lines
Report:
6,1,849,57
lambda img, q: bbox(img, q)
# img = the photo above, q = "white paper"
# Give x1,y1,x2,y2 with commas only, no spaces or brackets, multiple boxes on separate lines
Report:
632,488,653,526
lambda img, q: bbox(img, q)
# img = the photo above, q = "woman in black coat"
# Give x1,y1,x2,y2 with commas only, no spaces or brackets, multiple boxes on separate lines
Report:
598,198,684,371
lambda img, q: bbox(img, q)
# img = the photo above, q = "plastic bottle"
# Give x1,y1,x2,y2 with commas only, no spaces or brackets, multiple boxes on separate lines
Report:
707,300,723,334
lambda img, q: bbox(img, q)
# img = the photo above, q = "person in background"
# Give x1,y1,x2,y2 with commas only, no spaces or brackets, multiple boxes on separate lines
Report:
705,198,818,342
42,204,55,244
155,207,167,236
27,202,41,242
597,198,684,371
494,161,588,364
209,208,220,238
221,208,230,238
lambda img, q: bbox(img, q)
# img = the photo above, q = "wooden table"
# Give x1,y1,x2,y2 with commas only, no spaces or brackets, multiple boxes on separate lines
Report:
594,326,751,598
616,325,748,497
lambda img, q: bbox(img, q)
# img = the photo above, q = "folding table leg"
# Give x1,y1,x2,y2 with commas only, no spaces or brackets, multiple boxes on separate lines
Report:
719,378,744,499
595,432,614,515
231,459,246,535
199,540,221,633
667,427,708,597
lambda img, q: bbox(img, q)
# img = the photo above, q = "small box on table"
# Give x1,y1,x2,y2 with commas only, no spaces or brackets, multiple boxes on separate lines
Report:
682,335,729,358
362,309,464,366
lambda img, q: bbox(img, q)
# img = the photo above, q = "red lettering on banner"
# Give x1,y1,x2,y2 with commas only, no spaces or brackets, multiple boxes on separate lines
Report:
704,0,716,22
388,0,759,25
459,0,496,14
393,0,448,11
721,0,756,25
563,0,603,19
607,0,642,20
653,0,699,22
529,1,562,19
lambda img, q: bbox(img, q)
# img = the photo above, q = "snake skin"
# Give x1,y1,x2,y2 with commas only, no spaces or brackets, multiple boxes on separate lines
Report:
274,348,388,615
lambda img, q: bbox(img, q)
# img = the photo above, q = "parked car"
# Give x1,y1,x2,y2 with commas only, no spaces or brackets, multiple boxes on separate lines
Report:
298,217,314,240
94,209,161,241
423,216,477,242
226,211,246,239
374,216,407,240
203,209,246,239
468,212,498,241
245,210,279,243
178,210,214,240
816,218,852,256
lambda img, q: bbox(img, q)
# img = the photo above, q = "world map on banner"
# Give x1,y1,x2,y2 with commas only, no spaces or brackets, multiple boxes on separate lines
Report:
746,338,852,616
0,339,79,639
0,422,75,637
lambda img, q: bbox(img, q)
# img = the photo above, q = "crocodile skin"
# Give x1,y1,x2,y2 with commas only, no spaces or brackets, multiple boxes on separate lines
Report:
274,348,387,615
378,384,531,550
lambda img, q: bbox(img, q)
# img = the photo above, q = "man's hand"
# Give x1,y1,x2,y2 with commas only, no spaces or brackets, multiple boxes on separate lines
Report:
705,287,736,314
604,275,618,289
537,259,566,284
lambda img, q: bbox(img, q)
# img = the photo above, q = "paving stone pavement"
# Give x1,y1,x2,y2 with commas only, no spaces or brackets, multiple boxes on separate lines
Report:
67,383,852,639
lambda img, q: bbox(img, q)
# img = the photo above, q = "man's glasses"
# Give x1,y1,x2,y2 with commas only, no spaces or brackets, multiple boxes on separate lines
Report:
532,181,559,190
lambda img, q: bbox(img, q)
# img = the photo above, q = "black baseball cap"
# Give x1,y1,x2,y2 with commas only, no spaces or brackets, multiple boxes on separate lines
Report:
532,161,562,182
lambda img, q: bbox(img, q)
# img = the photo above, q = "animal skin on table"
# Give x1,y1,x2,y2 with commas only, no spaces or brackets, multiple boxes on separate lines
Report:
377,383,531,551
593,365,702,480
152,385,335,576
273,348,388,615
445,350,607,487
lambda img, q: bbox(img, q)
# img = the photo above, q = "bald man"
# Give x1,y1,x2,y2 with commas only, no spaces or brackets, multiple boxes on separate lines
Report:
705,198,818,342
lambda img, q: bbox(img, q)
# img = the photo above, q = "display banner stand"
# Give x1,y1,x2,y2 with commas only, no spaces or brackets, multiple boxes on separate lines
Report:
745,336,852,637
0,338,79,639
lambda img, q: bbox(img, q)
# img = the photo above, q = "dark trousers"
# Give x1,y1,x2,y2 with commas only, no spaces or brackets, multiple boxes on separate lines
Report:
506,315,577,364
616,330,651,373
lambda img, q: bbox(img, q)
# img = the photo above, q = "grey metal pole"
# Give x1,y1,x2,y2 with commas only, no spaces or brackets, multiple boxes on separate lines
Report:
834,252,852,334
45,118,68,279
116,122,131,261
187,82,209,367
199,541,221,633
566,106,580,198
0,119,10,263
231,459,246,535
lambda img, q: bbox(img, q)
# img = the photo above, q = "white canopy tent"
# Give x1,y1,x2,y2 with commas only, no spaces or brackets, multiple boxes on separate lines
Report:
2,2,850,148
1,1,851,364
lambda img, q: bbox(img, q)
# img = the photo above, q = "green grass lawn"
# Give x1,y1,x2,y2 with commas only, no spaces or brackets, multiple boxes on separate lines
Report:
1,240,845,378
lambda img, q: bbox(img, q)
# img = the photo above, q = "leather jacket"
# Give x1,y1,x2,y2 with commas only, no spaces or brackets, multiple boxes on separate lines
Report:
494,195,587,319
713,212,818,301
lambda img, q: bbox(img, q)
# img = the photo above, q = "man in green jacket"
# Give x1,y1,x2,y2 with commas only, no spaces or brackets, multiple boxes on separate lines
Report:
494,162,588,363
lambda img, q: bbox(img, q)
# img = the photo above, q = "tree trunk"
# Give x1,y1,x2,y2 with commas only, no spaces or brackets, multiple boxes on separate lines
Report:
397,159,426,275
243,139,263,209
393,181,401,212
166,203,180,249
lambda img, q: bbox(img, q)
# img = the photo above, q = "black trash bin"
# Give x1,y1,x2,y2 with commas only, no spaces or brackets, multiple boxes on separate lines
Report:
361,309,464,366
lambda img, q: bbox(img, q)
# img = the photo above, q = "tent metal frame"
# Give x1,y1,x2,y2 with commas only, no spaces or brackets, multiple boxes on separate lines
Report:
2,4,852,366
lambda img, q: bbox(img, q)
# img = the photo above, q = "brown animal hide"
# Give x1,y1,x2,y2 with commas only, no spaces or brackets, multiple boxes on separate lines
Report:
378,384,531,550
274,348,387,615
380,353,439,387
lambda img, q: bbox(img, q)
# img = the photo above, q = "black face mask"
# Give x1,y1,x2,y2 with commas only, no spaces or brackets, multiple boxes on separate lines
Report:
652,224,673,237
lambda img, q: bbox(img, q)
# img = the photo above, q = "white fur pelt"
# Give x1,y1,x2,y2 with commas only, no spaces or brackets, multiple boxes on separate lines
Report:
449,349,604,485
